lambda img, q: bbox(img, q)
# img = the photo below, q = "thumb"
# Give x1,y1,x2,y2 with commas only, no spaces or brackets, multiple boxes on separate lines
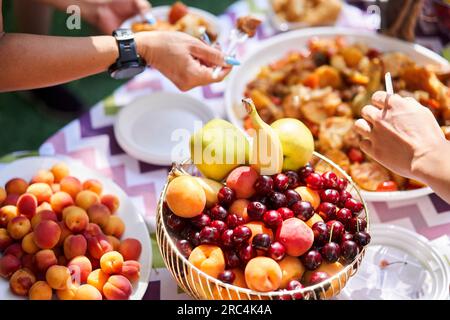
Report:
134,0,151,13
190,42,226,67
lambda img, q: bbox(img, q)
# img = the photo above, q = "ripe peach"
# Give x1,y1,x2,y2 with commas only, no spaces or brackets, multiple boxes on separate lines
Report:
188,245,225,278
51,184,61,193
26,183,52,204
50,191,74,215
305,213,324,228
46,265,71,290
57,221,72,246
7,215,31,240
87,203,110,229
4,243,24,259
0,205,18,227
33,220,61,249
31,170,54,185
16,193,38,219
82,179,103,195
29,281,52,300
244,221,274,243
51,162,70,183
36,202,53,214
60,176,82,199
5,178,28,195
103,275,132,300
165,176,205,218
103,215,125,238
74,284,103,300
0,187,6,205
276,218,313,257
56,283,78,300
63,206,89,233
9,268,36,296
118,238,142,261
63,234,87,260
83,223,104,240
0,254,21,278
229,199,250,221
75,190,99,211
226,166,259,199
22,232,39,254
87,269,109,293
34,249,57,272
31,210,58,229
100,194,120,214
3,193,19,206
87,235,113,259
278,256,305,289
0,228,13,251
120,260,140,283
106,235,120,251
294,187,321,210
245,257,282,292
68,256,92,285
100,251,124,275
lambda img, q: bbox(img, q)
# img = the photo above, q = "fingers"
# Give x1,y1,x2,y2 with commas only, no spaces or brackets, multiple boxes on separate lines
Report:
361,105,381,124
134,0,151,13
359,139,374,158
371,91,412,109
354,118,372,139
189,41,226,67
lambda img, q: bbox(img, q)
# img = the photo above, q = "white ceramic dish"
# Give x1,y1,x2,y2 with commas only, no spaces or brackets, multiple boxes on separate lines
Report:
338,224,449,300
225,27,448,202
0,156,152,300
114,92,216,165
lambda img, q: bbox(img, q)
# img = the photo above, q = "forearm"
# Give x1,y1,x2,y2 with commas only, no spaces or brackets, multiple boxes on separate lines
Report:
0,33,118,92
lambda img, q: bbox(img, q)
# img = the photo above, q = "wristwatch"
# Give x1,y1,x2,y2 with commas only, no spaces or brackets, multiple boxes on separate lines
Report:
108,29,146,80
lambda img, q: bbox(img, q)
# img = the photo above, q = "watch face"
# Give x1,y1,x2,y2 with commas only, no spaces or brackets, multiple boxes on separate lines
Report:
114,29,134,41
111,65,146,80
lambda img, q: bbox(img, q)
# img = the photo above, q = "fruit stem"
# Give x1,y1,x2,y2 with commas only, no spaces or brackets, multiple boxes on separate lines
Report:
328,224,334,243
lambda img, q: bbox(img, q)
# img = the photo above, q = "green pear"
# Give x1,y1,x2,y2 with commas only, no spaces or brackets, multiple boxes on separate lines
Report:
190,119,250,181
271,118,314,171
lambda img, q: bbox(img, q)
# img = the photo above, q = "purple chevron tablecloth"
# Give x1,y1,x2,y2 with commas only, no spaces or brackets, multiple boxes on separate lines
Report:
39,0,450,300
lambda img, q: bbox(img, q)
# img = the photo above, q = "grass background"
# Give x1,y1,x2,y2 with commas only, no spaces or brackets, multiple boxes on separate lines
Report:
0,0,236,156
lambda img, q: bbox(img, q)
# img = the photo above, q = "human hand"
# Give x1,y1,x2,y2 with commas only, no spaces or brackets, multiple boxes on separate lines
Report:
135,31,231,91
354,91,446,180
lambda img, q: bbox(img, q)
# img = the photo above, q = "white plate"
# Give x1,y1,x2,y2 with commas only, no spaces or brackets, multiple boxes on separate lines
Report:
120,5,223,41
225,27,449,202
0,156,152,300
338,224,449,300
115,92,216,165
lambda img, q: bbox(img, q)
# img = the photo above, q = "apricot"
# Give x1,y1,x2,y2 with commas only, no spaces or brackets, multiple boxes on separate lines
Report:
87,203,110,229
194,177,222,208
51,162,70,183
5,178,28,195
29,281,52,300
74,284,103,300
0,228,13,251
165,176,205,218
188,245,225,278
295,186,321,210
103,215,125,238
100,194,120,214
106,235,120,251
7,215,31,240
56,284,78,300
3,193,19,206
57,221,72,246
75,190,99,211
245,257,282,292
26,183,52,204
82,179,103,195
210,268,248,300
60,176,82,199
63,234,87,260
100,251,124,275
33,220,61,249
0,254,21,278
303,262,347,298
305,213,324,228
46,265,71,290
276,218,314,257
34,249,57,272
68,256,92,285
278,256,305,289
63,206,89,233
16,193,37,218
31,170,54,185
103,275,132,300
50,191,74,215
0,205,18,227
87,235,113,259
87,269,109,293
51,184,61,193
36,201,53,214
0,187,6,204
83,223,104,240
120,260,140,283
31,210,58,229
9,268,36,296
226,166,259,199
118,238,142,261
22,232,39,254
244,221,274,243
229,199,250,221
4,243,24,259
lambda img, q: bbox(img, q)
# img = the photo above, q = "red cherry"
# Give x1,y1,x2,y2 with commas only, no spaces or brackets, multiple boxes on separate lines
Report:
263,210,283,228
274,173,290,191
269,192,288,209
340,232,354,243
209,204,228,220
344,198,363,214
291,201,314,221
254,175,274,195
354,231,371,247
284,171,300,189
224,250,240,268
225,214,244,229
199,226,220,244
305,172,323,190
317,202,337,221
347,217,367,233
232,225,252,245
221,229,234,248
326,220,345,242
268,241,286,261
320,242,341,263
312,221,329,245
298,165,314,183
322,171,339,189
210,220,227,234
341,240,359,261
336,208,352,225
337,178,348,191
285,189,301,207
301,250,322,270
320,189,340,204
252,233,271,251
309,271,329,285
286,280,304,299
166,213,186,232
238,244,256,264
218,270,236,284
277,207,294,220
190,213,211,229
348,148,365,163
218,186,236,207
176,239,192,258
247,201,267,220
339,190,352,206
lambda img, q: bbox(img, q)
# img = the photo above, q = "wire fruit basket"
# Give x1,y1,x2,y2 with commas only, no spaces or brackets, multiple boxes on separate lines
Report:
156,152,370,300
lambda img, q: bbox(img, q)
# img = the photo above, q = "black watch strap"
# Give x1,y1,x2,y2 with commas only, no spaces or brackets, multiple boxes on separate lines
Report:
113,29,140,63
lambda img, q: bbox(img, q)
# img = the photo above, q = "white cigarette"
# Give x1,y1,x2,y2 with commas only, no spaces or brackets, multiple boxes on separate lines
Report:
385,72,394,95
